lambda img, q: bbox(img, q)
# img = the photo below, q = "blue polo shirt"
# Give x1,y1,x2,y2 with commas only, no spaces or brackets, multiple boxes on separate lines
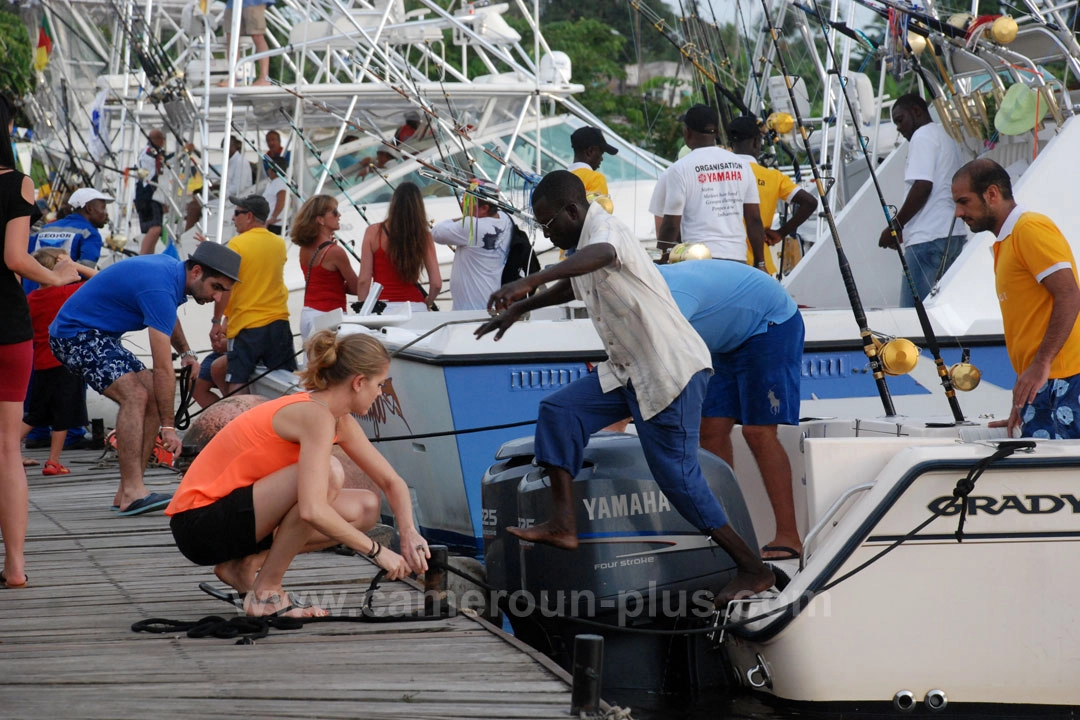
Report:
24,213,104,294
50,255,188,339
658,261,797,354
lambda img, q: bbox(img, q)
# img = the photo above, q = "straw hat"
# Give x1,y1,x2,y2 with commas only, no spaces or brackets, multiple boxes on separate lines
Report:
994,83,1048,136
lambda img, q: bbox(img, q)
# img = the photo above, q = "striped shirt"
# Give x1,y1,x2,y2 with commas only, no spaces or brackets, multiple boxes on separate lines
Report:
571,203,712,420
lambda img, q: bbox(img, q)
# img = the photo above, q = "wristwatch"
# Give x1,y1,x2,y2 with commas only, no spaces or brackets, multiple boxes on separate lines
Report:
180,349,197,360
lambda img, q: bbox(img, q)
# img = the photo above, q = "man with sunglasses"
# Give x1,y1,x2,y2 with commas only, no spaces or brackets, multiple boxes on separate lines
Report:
49,242,241,516
475,171,775,607
211,195,295,394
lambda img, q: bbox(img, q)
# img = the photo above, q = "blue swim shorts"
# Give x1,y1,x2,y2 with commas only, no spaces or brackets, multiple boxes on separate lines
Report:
1020,373,1080,440
50,330,144,395
703,311,803,426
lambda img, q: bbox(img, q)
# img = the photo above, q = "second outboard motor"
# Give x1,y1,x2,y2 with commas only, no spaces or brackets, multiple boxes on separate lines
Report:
483,432,759,693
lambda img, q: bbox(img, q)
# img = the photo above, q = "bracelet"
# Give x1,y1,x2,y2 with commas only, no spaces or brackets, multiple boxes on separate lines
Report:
755,261,767,269
367,540,382,560
211,318,221,324
160,426,175,432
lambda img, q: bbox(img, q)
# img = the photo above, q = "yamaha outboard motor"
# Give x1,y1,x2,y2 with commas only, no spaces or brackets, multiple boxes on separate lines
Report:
481,432,758,693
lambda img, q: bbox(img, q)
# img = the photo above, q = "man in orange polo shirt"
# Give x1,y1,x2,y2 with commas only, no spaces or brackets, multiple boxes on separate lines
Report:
952,158,1080,438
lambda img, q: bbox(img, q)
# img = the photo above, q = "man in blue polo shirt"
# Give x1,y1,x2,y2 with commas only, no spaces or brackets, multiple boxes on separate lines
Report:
658,259,805,561
50,242,242,516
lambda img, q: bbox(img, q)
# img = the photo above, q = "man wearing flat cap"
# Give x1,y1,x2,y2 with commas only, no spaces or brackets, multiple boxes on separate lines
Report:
569,126,618,205
211,194,295,395
656,105,766,268
49,241,240,516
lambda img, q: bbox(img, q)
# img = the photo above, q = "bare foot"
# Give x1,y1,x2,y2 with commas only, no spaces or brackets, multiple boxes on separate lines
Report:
245,590,328,618
506,521,579,550
252,78,271,86
712,568,775,609
214,552,265,595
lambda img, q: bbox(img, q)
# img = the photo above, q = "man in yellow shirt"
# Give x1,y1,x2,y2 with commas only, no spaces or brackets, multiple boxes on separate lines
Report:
727,116,818,275
952,159,1080,438
568,126,616,203
211,194,296,393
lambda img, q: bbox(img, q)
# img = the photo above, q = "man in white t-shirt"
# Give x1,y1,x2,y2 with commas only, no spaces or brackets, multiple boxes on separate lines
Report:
878,93,967,306
657,105,766,267
432,189,512,310
225,136,252,200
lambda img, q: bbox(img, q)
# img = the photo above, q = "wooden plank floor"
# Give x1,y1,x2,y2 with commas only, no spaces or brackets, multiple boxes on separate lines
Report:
2,447,616,719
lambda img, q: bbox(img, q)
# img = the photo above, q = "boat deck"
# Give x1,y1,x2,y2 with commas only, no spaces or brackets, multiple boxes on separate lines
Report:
3,447,614,719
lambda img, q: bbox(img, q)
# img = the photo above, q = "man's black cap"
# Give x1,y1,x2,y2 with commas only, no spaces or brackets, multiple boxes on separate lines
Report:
228,194,270,222
727,115,763,141
680,104,720,134
570,126,618,155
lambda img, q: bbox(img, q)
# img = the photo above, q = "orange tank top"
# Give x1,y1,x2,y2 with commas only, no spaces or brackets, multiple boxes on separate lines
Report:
166,393,320,515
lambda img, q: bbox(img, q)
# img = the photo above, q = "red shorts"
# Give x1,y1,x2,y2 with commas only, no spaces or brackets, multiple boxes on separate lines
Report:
0,340,32,402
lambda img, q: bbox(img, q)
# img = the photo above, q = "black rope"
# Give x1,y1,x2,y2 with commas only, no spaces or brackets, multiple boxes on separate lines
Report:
174,365,194,430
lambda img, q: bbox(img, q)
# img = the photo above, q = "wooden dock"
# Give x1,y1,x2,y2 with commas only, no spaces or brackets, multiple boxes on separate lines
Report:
2,447,623,719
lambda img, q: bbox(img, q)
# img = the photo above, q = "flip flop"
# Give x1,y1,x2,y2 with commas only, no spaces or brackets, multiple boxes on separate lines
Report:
116,492,173,517
200,582,311,610
761,544,801,561
199,581,245,609
0,571,28,589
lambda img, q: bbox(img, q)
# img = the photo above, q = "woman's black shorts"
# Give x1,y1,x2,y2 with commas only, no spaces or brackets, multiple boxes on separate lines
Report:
170,485,273,566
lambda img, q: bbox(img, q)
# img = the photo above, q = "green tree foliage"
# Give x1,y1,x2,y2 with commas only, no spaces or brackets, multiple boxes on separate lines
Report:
0,7,34,98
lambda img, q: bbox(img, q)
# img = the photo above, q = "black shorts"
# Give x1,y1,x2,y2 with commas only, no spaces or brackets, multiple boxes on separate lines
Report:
138,200,163,233
23,366,88,430
225,320,297,385
170,485,273,566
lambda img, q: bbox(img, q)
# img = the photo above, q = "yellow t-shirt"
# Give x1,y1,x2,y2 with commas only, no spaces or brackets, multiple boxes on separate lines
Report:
993,211,1080,378
744,162,799,274
570,167,610,198
224,227,291,338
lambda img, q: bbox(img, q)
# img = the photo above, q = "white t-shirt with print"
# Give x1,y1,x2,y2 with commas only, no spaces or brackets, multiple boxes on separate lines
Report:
663,146,759,260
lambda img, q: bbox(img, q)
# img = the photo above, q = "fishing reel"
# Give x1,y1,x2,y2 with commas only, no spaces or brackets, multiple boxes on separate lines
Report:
667,243,712,263
871,335,919,376
949,348,981,392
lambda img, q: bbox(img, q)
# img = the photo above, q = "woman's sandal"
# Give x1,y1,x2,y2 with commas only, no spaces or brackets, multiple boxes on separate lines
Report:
42,460,71,476
0,571,28,589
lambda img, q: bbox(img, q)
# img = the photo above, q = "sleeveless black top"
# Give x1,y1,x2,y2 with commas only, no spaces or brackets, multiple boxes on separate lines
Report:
0,170,37,345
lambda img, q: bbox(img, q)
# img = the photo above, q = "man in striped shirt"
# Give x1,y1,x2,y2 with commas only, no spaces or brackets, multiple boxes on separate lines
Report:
476,171,775,606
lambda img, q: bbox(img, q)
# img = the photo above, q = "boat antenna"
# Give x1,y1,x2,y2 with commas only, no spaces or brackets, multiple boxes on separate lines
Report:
804,0,966,422
758,0,896,416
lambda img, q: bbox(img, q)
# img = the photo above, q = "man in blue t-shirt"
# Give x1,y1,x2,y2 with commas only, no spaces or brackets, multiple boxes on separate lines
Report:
658,259,805,561
49,242,241,517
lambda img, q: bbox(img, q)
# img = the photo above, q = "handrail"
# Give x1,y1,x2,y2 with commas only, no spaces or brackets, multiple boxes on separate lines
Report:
799,482,874,571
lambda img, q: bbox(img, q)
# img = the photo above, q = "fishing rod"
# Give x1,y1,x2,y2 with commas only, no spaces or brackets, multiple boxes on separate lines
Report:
758,0,896,416
276,108,366,265
805,0,968,421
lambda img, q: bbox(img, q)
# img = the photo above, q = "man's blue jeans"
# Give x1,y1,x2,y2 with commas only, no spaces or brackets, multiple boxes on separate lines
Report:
900,235,966,307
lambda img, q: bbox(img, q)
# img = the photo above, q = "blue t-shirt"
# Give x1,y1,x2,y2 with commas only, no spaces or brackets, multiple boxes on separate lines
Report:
50,254,188,339
658,261,798,354
24,213,104,294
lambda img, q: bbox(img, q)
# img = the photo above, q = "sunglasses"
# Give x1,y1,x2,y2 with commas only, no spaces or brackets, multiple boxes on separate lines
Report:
233,209,251,217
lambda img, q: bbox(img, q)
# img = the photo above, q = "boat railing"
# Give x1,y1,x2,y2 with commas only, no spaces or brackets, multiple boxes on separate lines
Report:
799,481,874,571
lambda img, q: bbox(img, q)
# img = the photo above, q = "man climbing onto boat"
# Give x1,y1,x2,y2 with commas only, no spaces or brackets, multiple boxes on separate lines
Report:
475,170,774,606
878,93,967,306
656,105,767,268
658,259,805,561
136,129,166,256
953,158,1080,439
49,242,241,515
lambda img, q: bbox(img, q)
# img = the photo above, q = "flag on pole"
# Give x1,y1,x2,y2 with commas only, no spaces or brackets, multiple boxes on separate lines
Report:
33,15,54,72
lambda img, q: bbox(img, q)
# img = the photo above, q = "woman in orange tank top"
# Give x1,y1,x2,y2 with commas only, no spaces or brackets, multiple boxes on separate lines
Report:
167,330,430,618
358,182,442,310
